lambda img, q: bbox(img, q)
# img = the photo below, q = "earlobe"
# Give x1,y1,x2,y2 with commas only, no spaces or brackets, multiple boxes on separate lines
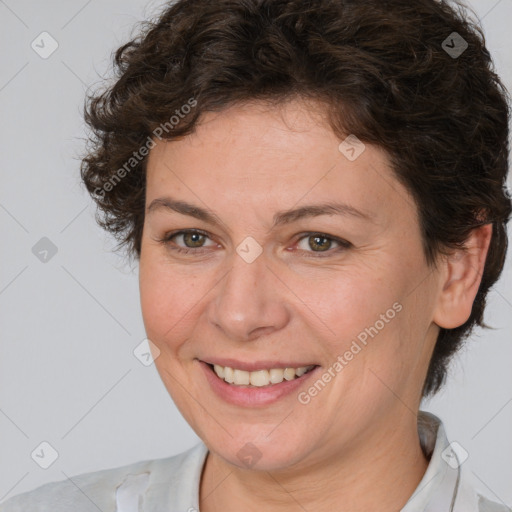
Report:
433,223,493,329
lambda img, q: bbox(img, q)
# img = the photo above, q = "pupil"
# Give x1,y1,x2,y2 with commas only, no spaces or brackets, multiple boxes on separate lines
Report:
185,233,204,247
310,235,330,251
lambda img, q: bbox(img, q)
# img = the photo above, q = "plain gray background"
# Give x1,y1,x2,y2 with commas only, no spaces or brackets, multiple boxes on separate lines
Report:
0,0,511,506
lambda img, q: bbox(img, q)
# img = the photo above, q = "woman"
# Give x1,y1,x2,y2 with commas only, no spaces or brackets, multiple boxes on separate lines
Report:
2,0,510,510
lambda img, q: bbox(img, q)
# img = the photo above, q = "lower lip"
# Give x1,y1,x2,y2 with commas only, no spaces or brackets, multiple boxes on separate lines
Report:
198,360,320,407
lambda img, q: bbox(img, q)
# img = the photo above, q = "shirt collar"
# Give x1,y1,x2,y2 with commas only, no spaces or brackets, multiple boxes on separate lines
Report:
402,411,460,511
403,411,480,512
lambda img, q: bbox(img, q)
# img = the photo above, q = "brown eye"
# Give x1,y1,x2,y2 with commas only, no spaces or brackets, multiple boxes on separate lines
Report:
296,232,351,257
307,235,332,252
159,229,217,254
181,232,207,248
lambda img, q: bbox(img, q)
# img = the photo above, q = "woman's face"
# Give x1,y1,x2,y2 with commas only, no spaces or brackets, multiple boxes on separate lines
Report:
139,99,443,471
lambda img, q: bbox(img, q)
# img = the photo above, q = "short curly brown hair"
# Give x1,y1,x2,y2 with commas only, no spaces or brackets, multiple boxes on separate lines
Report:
80,0,511,397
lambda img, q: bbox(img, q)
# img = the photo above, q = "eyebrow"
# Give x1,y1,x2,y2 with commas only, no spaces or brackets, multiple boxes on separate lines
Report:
146,196,375,229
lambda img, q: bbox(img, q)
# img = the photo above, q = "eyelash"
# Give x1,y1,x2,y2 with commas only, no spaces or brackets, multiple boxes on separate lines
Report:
156,229,352,258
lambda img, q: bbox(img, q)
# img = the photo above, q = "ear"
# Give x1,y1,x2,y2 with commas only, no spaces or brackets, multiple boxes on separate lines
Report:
433,223,493,329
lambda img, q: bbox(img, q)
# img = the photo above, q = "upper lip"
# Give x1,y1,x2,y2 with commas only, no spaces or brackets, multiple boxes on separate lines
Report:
199,357,318,372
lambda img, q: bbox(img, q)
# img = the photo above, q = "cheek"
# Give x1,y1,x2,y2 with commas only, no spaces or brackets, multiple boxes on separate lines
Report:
291,263,417,394
292,266,399,344
139,254,198,347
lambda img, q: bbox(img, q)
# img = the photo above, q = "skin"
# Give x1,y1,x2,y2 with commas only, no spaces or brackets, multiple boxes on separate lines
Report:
139,98,492,512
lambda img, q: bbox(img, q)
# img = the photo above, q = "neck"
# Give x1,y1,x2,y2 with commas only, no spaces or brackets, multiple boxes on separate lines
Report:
199,412,429,512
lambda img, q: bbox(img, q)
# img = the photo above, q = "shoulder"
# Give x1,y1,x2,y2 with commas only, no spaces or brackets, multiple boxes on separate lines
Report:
477,494,512,512
0,442,207,512
456,477,511,512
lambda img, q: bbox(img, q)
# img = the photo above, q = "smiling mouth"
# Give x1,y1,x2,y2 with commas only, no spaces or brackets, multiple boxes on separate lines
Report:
206,363,318,387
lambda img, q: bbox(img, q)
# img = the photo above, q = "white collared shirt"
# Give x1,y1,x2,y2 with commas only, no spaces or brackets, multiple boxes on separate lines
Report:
1,412,509,511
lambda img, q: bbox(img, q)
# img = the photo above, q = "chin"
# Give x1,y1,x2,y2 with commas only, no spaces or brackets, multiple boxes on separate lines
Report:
204,427,319,472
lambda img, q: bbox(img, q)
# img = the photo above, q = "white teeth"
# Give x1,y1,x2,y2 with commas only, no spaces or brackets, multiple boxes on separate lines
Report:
295,367,308,377
213,364,225,378
233,369,250,385
283,368,296,381
250,370,269,387
212,364,315,387
224,366,234,383
269,368,284,384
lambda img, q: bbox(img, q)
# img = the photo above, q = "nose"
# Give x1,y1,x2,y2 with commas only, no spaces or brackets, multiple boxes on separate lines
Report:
207,249,290,342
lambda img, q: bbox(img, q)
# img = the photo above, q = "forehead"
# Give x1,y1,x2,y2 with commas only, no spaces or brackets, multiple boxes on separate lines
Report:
145,99,416,227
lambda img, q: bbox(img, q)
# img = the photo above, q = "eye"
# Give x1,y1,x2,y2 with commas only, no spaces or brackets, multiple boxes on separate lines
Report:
157,229,351,258
295,232,351,256
158,229,217,254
